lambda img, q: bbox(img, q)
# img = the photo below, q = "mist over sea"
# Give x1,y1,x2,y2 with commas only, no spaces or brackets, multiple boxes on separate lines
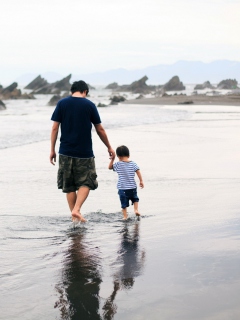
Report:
1,89,240,320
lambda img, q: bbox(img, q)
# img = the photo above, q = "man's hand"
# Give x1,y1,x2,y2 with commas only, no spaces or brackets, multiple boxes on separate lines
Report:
108,147,115,160
50,151,56,165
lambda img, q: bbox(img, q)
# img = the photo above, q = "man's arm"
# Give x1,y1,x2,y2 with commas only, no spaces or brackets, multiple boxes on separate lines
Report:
136,170,144,188
94,123,115,159
50,121,60,165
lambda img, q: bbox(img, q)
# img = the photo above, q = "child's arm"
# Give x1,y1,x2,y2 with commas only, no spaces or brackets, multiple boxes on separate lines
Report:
136,170,144,188
108,156,115,170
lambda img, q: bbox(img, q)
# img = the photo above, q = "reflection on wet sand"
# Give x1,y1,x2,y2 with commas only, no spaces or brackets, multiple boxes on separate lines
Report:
103,222,145,320
54,231,102,320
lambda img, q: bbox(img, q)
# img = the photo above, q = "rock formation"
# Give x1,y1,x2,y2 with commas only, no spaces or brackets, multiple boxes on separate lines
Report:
163,76,185,91
194,81,215,90
110,95,126,105
0,82,35,100
0,99,6,110
105,82,119,90
32,74,72,94
24,75,48,90
217,79,239,90
120,76,156,93
178,101,194,105
48,92,70,106
87,83,95,90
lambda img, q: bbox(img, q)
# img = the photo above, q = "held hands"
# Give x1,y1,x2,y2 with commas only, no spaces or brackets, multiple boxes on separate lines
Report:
108,147,115,160
50,151,56,165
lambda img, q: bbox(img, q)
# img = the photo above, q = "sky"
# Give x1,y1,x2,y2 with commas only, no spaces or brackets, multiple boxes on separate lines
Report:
0,0,240,83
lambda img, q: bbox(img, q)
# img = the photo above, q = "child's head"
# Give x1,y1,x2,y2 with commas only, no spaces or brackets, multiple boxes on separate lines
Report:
116,145,129,158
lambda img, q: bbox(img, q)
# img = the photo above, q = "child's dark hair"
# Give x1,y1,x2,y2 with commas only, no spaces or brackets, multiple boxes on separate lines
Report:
71,80,89,94
116,145,129,157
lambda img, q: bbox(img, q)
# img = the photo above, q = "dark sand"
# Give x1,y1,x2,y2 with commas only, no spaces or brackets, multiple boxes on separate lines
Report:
123,94,240,106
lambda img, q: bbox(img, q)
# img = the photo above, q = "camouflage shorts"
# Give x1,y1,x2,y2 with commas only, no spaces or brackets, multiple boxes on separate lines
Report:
57,155,98,193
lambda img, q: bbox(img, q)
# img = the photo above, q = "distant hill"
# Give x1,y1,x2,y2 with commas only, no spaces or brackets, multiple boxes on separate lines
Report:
72,60,240,85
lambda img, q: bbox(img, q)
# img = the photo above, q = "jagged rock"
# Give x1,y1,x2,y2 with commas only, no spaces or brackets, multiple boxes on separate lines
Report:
136,94,144,99
0,99,6,110
24,75,48,90
0,82,35,100
105,82,119,90
97,103,107,107
87,83,95,90
194,81,215,90
217,79,238,89
48,92,70,106
119,76,156,94
2,82,18,93
163,76,185,91
110,95,126,104
178,101,194,105
32,74,72,94
192,91,198,95
19,93,36,99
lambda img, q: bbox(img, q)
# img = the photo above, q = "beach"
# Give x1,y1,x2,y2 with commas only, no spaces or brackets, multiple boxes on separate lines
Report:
1,102,240,319
123,94,240,106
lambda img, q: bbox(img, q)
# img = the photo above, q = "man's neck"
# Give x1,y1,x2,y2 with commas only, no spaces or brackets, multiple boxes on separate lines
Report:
72,92,86,98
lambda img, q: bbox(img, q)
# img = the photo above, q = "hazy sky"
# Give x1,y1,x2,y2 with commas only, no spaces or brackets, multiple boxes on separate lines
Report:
0,0,239,82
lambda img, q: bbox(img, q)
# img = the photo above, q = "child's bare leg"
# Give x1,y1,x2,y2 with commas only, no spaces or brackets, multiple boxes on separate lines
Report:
134,202,140,216
122,208,128,220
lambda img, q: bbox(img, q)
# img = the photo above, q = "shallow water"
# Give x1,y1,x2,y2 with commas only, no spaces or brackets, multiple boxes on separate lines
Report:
1,97,240,319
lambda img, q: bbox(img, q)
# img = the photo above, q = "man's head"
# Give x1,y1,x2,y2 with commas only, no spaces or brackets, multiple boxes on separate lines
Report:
71,80,89,95
116,145,130,158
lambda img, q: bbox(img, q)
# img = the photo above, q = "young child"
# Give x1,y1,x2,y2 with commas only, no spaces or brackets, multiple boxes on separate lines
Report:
109,145,144,219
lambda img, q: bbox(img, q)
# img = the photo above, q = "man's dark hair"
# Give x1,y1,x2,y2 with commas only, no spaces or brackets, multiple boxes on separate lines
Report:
116,145,130,157
71,80,89,94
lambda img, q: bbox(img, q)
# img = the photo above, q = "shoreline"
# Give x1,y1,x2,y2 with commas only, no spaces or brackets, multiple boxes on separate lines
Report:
123,94,240,106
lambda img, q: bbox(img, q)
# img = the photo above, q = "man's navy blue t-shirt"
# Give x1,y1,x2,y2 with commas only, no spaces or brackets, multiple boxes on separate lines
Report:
51,96,101,158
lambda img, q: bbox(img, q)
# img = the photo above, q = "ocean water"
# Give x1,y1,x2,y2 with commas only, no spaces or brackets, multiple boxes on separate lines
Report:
0,92,190,150
1,92,240,320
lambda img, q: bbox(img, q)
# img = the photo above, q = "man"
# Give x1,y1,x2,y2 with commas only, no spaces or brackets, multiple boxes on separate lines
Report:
50,80,115,222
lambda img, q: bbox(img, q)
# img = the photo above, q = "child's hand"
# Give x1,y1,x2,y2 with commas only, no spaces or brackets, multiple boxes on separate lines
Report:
139,181,144,188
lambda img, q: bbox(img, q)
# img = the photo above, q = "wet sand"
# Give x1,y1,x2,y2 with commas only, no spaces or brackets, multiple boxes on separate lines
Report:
123,94,240,106
1,104,240,319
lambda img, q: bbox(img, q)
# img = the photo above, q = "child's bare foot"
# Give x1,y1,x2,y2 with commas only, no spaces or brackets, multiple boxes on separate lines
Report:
72,211,87,222
135,210,141,217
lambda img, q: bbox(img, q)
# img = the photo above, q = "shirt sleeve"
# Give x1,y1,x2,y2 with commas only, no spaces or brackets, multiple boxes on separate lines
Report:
51,101,62,123
113,163,118,172
90,103,101,125
133,162,140,171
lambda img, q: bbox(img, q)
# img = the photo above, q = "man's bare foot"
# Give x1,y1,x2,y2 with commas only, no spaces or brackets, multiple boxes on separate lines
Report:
135,211,141,216
72,211,87,222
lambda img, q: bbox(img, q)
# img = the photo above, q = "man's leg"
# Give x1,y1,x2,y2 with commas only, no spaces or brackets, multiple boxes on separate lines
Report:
71,186,90,222
66,192,77,212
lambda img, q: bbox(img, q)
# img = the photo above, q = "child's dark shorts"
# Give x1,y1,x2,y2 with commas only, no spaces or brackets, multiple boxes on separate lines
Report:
118,188,139,209
57,155,98,193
